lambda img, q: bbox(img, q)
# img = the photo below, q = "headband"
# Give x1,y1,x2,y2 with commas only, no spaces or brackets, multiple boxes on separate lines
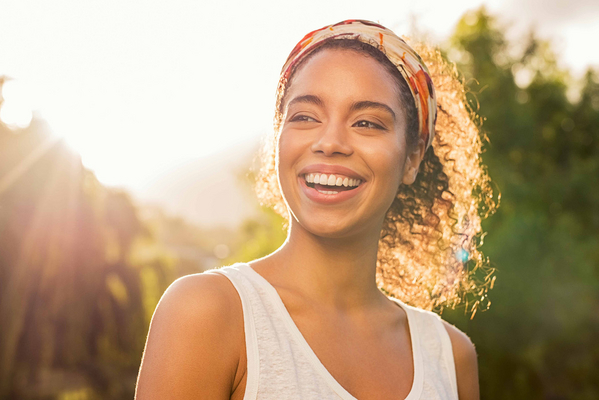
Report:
279,19,437,151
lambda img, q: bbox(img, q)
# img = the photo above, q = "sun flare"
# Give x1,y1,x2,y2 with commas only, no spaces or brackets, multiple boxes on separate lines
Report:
0,80,33,129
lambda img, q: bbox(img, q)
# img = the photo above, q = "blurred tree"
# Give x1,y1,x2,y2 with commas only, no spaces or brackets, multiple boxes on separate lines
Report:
222,159,288,266
442,7,599,399
225,206,287,265
0,84,177,398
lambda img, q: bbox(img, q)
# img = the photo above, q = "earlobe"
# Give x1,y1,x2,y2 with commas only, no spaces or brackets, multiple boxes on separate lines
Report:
401,154,423,185
401,164,418,185
402,139,425,185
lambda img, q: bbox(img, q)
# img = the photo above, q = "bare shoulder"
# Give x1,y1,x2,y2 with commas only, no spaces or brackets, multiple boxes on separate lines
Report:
441,320,480,400
135,271,244,400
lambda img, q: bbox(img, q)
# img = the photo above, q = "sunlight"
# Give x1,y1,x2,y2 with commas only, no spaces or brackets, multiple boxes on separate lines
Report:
0,135,62,196
0,0,593,191
0,80,33,129
42,103,131,188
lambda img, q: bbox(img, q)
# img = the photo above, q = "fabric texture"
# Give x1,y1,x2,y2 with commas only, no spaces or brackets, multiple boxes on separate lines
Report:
278,19,437,151
212,263,459,400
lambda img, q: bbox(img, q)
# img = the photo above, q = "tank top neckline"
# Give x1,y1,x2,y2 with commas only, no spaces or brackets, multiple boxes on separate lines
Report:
234,262,424,400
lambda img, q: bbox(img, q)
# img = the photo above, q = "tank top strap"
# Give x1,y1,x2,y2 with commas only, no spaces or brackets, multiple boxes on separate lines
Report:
429,314,459,399
392,301,459,400
210,264,261,400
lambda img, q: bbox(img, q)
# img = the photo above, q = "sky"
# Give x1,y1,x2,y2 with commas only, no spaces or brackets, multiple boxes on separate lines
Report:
1,0,598,192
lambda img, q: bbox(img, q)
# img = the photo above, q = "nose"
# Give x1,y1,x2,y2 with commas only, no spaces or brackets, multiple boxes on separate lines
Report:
310,119,353,157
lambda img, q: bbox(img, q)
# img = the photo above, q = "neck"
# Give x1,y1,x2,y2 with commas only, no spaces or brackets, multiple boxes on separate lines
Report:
267,218,386,310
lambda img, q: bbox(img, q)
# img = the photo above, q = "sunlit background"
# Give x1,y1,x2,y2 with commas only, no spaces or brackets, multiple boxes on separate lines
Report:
2,0,599,225
1,0,598,398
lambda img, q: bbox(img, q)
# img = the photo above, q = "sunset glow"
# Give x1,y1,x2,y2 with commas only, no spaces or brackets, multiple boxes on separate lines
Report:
1,0,597,190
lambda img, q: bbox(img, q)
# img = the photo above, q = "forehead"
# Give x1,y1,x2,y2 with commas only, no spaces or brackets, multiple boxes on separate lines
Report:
284,48,402,109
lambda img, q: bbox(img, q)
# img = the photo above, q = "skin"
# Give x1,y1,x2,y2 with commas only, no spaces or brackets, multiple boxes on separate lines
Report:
135,49,480,400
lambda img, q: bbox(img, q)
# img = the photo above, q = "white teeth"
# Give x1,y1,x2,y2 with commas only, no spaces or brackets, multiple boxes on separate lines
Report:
317,189,339,194
304,173,362,187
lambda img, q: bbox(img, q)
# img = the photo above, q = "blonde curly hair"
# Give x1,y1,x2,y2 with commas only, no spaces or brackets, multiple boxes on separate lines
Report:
254,37,499,315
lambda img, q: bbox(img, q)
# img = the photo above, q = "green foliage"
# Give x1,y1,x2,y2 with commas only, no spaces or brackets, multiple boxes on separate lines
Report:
0,114,187,398
224,206,287,265
441,7,599,398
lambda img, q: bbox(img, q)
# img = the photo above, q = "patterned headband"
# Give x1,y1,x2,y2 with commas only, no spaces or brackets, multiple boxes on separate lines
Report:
280,19,437,151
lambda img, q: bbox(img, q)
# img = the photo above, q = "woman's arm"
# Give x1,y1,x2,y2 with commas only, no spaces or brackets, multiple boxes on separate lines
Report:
135,273,245,400
442,321,480,400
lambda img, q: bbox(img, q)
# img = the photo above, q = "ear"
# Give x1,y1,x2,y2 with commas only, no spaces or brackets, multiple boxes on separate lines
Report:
402,138,426,185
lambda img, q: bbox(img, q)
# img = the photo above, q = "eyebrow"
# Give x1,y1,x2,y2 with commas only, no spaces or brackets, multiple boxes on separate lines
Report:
287,95,324,109
350,101,396,121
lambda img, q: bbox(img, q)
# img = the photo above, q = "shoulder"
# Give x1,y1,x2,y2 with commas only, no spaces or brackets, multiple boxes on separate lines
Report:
169,271,243,325
135,271,244,399
151,271,243,341
440,319,480,400
160,270,242,320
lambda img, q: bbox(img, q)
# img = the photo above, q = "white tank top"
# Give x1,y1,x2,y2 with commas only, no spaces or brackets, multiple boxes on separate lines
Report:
212,263,459,400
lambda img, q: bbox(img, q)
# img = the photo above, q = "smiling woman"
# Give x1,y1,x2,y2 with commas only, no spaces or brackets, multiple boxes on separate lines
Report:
135,19,497,400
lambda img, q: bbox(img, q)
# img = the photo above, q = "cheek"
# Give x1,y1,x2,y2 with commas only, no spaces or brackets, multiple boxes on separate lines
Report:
276,131,302,196
366,143,406,212
277,127,314,168
365,140,405,185
276,132,295,176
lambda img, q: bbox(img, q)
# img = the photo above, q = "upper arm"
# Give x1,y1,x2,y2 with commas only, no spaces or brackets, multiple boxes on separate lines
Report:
442,320,480,400
135,272,244,400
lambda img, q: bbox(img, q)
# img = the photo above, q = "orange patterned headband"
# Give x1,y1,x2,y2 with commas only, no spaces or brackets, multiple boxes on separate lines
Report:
279,19,437,150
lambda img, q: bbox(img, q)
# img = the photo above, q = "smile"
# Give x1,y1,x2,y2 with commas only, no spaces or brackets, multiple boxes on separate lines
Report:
304,173,362,194
298,174,365,205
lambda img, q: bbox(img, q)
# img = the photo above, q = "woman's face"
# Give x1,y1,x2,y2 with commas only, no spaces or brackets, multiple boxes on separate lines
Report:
277,48,423,239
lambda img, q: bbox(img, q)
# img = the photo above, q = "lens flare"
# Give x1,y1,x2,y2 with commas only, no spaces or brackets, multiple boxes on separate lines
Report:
455,248,469,263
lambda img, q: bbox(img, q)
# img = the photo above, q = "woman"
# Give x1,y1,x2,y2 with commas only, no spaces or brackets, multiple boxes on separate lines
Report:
136,19,496,400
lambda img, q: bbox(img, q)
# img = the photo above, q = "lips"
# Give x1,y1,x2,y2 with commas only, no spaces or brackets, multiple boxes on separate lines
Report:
298,175,365,204
295,163,367,204
298,163,366,181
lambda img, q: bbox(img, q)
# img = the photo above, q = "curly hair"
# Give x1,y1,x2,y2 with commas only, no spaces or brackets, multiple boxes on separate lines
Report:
254,38,499,315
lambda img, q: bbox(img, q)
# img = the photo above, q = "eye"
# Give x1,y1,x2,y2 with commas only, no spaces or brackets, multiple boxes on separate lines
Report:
353,120,385,130
290,114,319,123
